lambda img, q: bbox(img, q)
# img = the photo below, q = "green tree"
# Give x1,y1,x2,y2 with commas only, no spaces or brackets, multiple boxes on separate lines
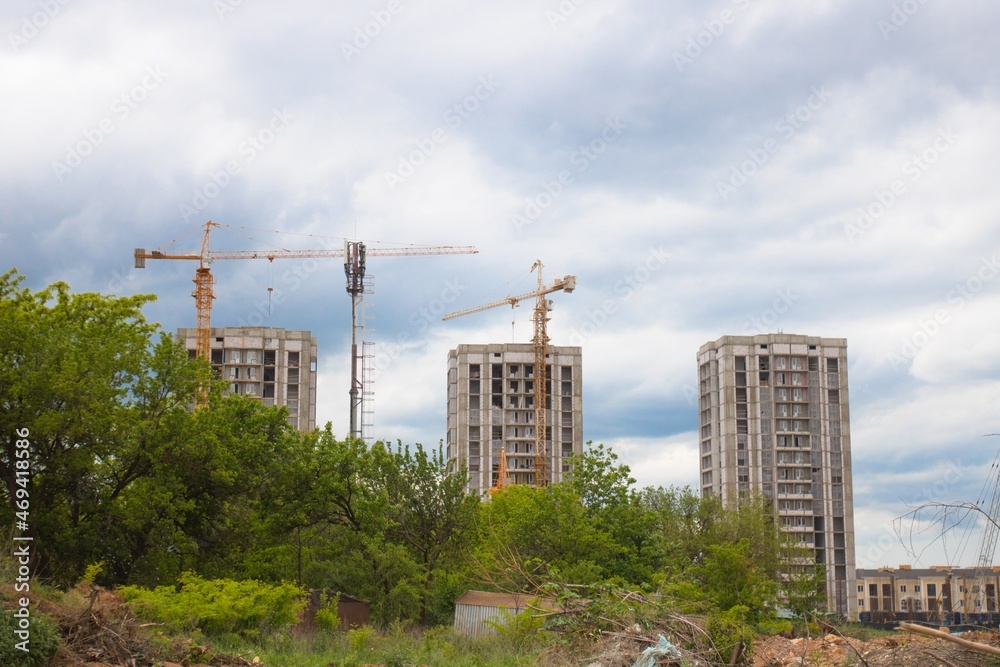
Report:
374,441,479,625
0,270,211,583
567,441,635,511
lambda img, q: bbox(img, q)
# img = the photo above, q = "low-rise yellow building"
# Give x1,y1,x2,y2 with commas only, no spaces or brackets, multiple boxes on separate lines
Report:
856,565,1000,621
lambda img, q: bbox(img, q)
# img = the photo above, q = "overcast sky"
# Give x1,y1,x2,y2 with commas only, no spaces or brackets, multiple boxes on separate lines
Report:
3,0,1000,570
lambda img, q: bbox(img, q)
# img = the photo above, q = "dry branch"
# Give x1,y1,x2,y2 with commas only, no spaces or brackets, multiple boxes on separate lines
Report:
899,622,1000,658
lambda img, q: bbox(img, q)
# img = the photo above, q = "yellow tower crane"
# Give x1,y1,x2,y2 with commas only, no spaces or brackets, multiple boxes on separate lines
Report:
135,220,478,429
442,260,575,489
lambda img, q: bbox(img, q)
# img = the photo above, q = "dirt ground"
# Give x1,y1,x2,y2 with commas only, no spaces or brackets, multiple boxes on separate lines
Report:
753,630,1000,667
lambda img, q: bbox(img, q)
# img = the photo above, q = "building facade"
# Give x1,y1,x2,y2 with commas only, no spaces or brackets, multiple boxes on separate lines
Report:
697,334,856,617
857,565,1000,621
177,327,318,431
446,343,583,494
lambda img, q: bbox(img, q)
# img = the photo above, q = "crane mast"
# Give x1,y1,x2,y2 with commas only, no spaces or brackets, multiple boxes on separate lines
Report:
135,220,478,429
443,261,575,489
974,442,1000,611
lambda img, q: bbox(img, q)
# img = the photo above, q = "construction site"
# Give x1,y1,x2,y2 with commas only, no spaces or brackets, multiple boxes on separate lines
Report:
134,220,579,496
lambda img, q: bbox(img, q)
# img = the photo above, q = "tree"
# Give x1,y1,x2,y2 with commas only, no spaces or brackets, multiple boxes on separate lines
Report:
567,441,635,511
374,441,479,624
0,270,211,583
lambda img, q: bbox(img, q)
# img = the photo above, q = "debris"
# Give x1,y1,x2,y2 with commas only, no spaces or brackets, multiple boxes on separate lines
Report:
899,622,1000,658
633,634,682,667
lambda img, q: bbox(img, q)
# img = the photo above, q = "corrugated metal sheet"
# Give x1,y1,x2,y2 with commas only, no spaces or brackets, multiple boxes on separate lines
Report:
454,602,517,637
453,590,555,637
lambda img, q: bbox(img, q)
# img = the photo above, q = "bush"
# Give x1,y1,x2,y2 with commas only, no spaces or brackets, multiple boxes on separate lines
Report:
315,593,340,631
119,573,306,639
0,609,61,667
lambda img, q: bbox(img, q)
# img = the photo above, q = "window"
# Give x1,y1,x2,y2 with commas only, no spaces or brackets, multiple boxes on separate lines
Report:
900,599,908,611
900,585,907,593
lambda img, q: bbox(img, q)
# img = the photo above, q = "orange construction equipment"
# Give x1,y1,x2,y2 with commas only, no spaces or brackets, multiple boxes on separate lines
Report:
443,261,575,488
135,221,478,420
488,447,512,495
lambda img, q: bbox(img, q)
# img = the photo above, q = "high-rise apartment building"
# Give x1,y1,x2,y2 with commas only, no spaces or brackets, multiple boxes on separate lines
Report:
177,327,318,431
447,343,583,494
697,334,856,617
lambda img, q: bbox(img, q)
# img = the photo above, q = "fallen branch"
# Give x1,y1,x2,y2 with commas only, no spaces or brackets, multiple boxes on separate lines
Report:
919,648,959,667
899,622,1000,658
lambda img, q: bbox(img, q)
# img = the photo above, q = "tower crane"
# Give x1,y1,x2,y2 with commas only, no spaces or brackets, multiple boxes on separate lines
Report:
135,220,478,435
972,437,1000,613
442,261,575,488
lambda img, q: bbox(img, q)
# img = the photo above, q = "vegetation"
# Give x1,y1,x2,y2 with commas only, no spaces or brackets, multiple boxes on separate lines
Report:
0,270,830,664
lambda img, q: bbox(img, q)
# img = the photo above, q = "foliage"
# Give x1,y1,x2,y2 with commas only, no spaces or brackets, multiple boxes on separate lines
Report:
567,441,635,511
704,605,755,665
483,606,549,653
315,592,340,631
119,573,306,639
0,609,61,667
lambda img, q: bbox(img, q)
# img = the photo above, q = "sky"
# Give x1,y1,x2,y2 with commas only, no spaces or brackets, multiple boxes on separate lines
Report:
3,0,1000,571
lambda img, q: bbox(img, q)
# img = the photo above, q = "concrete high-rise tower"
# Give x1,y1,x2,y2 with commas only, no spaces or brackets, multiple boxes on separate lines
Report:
177,326,318,432
446,343,583,494
697,334,856,617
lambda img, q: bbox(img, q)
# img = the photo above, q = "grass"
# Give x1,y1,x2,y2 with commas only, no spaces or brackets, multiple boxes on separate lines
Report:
210,623,548,667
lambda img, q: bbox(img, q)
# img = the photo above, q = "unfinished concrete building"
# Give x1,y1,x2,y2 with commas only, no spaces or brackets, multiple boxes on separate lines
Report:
697,334,856,618
447,343,583,494
177,326,318,432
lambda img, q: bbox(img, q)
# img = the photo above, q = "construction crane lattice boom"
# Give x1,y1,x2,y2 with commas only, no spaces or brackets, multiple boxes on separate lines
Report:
135,221,478,426
443,260,575,489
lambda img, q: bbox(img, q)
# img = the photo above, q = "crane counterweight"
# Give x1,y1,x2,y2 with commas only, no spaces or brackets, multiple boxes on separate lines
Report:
135,220,478,427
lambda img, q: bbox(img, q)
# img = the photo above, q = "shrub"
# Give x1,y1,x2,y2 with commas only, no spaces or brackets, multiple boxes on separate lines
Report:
119,573,306,639
0,609,61,667
315,592,340,632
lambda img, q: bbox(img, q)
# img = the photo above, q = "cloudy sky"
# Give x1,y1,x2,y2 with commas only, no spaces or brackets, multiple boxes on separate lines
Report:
3,0,1000,570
